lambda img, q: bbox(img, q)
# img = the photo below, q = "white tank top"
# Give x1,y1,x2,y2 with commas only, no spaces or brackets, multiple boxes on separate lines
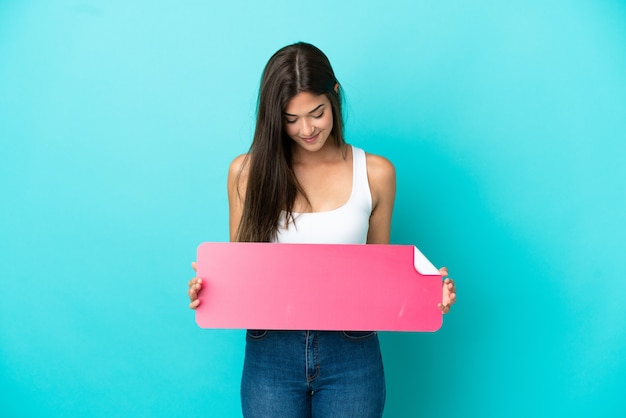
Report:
274,146,372,244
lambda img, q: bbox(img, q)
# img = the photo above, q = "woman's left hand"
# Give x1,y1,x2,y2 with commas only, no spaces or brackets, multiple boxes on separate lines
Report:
438,267,456,314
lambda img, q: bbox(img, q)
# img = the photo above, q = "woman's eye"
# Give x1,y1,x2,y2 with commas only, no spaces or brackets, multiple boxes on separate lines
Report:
286,119,297,124
312,112,324,119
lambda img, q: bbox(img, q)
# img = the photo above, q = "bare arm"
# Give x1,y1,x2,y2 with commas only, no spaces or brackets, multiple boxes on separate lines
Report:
365,153,396,245
227,154,249,242
364,154,457,314
188,154,249,310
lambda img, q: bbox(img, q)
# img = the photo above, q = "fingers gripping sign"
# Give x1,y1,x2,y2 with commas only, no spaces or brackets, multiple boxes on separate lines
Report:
438,266,456,314
188,261,203,310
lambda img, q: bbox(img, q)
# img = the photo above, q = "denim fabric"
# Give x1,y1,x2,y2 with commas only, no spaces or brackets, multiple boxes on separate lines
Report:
241,330,386,418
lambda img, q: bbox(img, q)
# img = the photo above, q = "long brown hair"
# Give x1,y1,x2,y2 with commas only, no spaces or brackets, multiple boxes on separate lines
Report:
236,42,345,242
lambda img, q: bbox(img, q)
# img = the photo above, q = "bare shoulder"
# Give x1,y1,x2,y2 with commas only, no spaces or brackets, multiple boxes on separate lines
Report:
229,153,250,176
228,153,250,196
365,152,396,186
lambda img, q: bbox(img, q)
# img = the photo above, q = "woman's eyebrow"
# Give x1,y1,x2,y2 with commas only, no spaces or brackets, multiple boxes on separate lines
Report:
284,104,325,117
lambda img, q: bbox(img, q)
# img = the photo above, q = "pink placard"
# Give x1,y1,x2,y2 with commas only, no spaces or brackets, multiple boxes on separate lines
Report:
195,242,443,332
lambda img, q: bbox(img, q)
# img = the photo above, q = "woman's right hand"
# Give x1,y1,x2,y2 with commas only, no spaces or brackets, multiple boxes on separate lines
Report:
188,261,202,309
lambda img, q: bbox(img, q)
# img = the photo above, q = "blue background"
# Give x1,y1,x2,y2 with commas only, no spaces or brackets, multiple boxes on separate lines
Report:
1,1,625,417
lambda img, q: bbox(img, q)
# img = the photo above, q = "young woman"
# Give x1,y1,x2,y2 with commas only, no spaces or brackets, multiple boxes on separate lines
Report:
188,42,456,417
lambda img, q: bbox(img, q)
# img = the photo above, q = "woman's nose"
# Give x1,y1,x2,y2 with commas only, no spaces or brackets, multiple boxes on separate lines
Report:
300,119,315,136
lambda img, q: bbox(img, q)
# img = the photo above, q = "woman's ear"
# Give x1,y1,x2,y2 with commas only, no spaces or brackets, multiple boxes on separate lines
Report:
334,83,339,93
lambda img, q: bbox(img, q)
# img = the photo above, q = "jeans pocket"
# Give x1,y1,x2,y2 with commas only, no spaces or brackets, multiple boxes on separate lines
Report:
341,331,377,341
246,329,269,340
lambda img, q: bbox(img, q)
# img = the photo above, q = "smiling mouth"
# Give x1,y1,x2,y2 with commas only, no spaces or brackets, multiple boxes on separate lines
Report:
301,134,319,143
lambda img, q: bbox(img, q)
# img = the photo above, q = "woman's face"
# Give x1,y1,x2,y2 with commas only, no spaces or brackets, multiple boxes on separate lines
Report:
283,91,334,152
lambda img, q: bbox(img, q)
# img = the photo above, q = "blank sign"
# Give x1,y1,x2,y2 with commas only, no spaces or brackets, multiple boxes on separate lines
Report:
195,242,443,332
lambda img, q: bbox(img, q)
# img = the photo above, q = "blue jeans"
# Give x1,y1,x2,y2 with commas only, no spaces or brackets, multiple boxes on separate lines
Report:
241,330,386,418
